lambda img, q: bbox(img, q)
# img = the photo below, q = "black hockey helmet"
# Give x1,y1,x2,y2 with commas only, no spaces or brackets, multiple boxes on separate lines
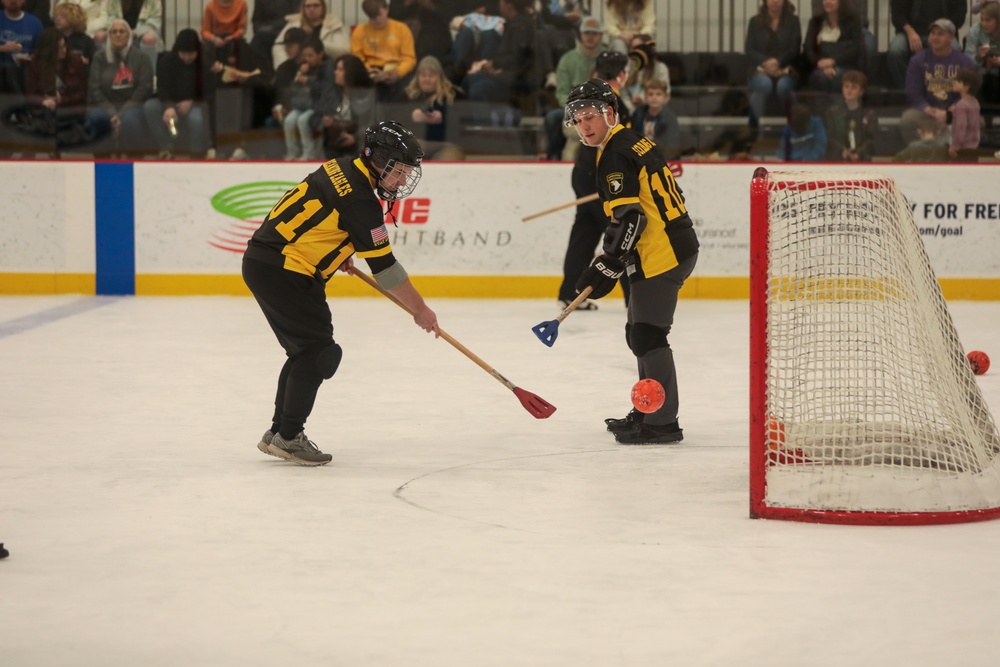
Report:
564,78,618,127
362,120,424,202
595,50,629,80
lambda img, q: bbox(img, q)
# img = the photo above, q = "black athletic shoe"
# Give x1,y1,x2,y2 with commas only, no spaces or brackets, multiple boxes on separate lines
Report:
614,422,683,445
605,408,643,432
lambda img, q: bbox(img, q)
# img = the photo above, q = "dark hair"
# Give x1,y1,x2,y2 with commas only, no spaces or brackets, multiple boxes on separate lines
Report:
842,69,868,90
301,35,325,55
361,0,387,19
789,103,812,134
915,113,939,135
34,28,65,92
757,0,795,23
336,53,374,88
954,67,983,95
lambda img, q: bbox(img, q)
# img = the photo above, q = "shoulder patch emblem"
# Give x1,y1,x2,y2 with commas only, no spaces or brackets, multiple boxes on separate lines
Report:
606,172,624,195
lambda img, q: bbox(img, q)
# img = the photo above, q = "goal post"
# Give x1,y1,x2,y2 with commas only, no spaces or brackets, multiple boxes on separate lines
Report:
749,167,1000,525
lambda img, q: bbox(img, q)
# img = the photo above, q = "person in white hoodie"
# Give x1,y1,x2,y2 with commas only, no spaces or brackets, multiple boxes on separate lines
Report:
271,0,348,69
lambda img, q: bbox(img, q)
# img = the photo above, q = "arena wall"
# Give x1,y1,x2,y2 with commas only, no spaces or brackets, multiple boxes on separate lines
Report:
1,160,998,299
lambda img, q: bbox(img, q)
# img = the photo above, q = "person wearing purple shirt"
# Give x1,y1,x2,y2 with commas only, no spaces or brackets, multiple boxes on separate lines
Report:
0,0,44,92
899,18,975,144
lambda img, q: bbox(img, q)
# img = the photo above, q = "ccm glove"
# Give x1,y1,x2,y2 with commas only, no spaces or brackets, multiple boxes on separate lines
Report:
576,254,625,300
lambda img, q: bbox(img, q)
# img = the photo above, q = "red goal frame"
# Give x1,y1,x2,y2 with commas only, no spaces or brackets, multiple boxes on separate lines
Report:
748,167,1000,525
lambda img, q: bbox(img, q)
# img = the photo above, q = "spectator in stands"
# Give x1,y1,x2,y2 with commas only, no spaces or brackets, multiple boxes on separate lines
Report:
622,33,669,110
974,0,1000,14
401,54,464,158
389,0,452,69
250,0,299,67
803,0,864,93
270,25,307,125
899,18,975,144
812,0,874,57
887,0,966,89
745,0,801,123
57,0,109,40
535,0,584,88
1,0,45,93
26,27,87,152
823,69,876,160
778,102,827,160
316,53,376,158
448,6,505,82
201,0,247,54
351,0,417,100
893,112,946,160
631,77,680,159
544,14,605,160
280,35,325,160
52,2,94,61
24,0,50,25
949,67,982,159
210,37,274,159
86,18,152,156
102,0,161,56
272,0,349,70
143,28,212,158
965,2,1000,109
603,0,654,54
461,0,536,114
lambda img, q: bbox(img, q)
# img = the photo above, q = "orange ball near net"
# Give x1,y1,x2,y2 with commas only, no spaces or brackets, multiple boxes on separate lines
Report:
631,378,665,414
968,350,990,376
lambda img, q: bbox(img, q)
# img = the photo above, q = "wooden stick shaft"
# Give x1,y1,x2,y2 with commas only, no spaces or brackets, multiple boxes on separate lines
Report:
352,271,512,389
521,192,600,222
556,287,594,323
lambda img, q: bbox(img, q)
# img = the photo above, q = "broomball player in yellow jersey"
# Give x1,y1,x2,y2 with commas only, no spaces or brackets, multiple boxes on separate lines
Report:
242,121,439,466
566,78,700,445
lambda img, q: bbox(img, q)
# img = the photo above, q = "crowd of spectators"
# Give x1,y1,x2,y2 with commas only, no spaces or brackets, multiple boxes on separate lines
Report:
0,0,997,161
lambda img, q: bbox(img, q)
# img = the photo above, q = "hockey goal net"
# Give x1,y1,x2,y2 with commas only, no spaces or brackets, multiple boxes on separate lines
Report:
749,168,1000,524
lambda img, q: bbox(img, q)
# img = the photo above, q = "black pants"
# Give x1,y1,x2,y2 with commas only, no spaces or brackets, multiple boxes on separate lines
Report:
557,197,630,304
242,258,335,437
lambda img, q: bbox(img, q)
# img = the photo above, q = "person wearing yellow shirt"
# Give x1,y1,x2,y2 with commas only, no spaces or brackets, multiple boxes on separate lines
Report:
350,0,416,98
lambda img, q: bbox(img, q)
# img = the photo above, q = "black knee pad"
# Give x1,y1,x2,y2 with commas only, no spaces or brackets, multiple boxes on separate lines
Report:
315,342,343,379
628,322,668,358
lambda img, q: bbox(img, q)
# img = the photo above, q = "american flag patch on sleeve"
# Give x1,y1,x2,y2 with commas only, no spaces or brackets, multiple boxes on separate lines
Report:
371,225,388,244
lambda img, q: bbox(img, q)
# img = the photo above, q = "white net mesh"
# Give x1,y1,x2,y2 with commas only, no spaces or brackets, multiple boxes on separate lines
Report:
762,171,1000,514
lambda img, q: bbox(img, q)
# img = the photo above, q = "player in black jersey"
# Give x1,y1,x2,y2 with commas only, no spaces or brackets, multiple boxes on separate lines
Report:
242,120,439,465
558,50,634,311
565,78,700,445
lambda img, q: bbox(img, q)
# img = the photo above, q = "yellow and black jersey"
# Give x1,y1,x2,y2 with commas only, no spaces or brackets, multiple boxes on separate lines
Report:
572,90,633,197
245,157,396,280
596,124,699,280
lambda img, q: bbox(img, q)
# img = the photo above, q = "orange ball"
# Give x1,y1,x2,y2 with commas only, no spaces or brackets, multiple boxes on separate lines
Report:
968,350,990,375
766,418,786,447
631,378,665,414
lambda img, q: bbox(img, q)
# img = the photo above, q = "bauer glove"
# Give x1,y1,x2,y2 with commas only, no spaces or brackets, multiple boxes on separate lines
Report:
577,254,625,300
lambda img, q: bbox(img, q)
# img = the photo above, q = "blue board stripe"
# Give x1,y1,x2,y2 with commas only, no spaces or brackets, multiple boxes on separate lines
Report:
94,162,135,295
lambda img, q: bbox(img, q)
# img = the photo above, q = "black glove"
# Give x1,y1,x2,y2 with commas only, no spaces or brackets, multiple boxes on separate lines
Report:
576,254,625,300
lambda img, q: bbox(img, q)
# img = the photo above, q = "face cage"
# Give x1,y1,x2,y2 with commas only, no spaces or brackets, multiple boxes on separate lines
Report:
376,158,422,202
563,100,610,128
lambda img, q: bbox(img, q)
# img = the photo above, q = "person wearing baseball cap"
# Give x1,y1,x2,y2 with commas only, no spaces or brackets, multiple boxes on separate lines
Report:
899,16,976,144
543,14,608,161
886,0,967,88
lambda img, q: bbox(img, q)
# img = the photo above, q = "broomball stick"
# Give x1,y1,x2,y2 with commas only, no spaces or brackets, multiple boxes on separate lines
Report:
353,271,556,419
521,193,600,222
531,287,593,348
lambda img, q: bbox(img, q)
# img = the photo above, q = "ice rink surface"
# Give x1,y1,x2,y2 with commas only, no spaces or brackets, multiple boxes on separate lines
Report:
2,293,1000,666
